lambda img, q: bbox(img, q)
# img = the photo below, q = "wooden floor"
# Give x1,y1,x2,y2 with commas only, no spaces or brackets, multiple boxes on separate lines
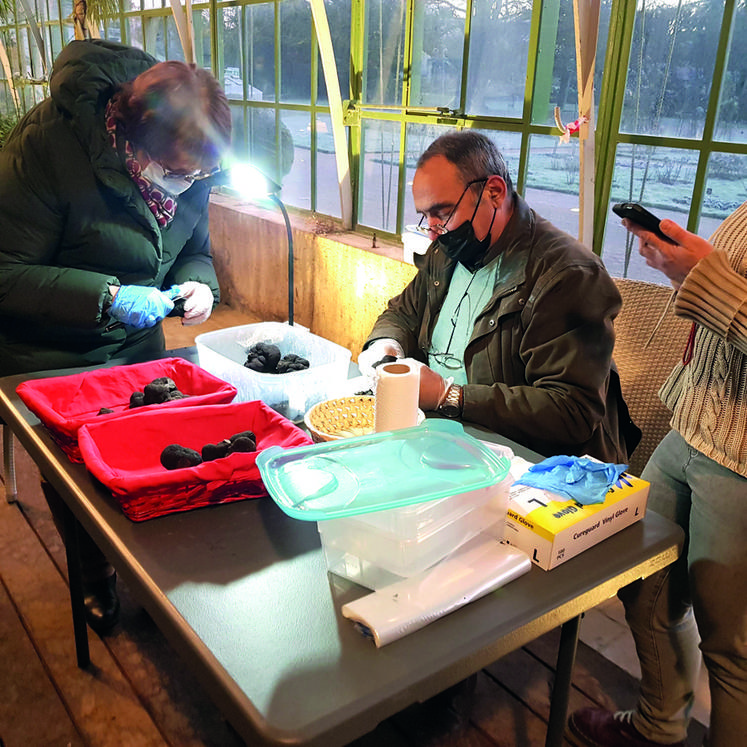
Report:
0,307,709,747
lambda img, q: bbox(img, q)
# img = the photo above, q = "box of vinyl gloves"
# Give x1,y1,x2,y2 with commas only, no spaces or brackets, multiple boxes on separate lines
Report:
501,457,649,570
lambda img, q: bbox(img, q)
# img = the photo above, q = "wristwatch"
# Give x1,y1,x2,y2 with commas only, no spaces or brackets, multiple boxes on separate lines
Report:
438,384,463,418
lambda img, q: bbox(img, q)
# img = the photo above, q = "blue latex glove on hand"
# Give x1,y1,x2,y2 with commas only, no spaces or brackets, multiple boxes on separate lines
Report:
167,281,215,326
109,285,175,329
513,455,628,505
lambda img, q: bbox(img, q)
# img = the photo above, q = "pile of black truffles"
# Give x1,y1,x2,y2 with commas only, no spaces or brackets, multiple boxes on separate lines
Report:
130,377,188,408
244,342,310,374
160,430,257,470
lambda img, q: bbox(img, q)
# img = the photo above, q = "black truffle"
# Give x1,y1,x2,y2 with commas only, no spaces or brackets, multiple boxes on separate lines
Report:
244,342,282,373
143,381,173,405
97,407,114,415
151,376,178,392
129,391,146,408
201,440,231,461
373,354,398,369
229,430,256,443
276,353,310,373
160,444,203,470
227,436,256,454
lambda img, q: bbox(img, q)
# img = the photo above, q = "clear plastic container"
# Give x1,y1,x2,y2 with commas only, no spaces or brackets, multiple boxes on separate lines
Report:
256,420,512,521
195,322,352,421
318,502,500,580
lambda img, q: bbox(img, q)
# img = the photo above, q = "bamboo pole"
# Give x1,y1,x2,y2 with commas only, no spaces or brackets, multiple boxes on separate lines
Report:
573,0,600,247
308,0,353,229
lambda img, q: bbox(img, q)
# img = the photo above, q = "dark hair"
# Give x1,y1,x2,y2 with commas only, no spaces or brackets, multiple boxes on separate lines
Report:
416,131,514,194
113,61,231,169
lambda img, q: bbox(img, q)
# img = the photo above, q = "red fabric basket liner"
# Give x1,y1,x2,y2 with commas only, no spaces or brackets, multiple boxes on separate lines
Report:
16,358,237,463
77,400,313,521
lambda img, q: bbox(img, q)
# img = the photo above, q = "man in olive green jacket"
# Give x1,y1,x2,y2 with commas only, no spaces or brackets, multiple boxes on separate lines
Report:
363,132,638,463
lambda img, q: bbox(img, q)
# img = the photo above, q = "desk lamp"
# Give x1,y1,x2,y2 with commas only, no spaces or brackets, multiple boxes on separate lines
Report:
229,164,294,326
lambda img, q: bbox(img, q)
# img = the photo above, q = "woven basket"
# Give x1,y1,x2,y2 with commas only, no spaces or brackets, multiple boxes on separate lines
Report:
304,395,425,442
304,396,375,442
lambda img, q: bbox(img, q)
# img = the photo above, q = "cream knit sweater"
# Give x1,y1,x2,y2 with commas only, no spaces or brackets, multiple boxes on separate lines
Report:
659,201,747,477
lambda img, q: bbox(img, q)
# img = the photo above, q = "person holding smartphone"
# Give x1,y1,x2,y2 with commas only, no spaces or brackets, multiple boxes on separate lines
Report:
568,208,747,747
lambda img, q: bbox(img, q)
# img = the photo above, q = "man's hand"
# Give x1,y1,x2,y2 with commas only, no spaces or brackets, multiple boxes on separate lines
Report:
623,218,713,289
358,338,405,377
418,363,451,412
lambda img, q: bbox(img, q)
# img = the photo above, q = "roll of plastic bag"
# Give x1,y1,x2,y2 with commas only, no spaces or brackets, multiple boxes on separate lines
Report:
341,536,531,647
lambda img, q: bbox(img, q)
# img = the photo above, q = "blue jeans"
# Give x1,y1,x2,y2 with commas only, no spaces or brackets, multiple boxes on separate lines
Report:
620,430,747,746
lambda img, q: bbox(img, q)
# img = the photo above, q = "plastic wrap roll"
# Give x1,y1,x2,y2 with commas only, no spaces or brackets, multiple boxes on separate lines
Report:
374,360,420,432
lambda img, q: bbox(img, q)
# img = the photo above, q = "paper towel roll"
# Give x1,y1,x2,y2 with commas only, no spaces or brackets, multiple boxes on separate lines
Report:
374,360,420,432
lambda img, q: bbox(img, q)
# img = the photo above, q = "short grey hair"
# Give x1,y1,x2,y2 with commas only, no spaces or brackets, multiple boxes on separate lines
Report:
416,131,514,194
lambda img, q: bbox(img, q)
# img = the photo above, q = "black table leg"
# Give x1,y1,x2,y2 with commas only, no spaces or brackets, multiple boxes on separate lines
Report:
545,614,581,747
61,501,90,668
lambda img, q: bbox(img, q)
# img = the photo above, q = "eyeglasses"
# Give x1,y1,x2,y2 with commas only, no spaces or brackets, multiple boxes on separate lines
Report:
160,164,222,183
428,272,478,370
414,177,488,238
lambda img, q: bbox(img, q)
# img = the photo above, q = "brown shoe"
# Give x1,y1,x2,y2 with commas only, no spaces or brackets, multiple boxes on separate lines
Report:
567,708,685,747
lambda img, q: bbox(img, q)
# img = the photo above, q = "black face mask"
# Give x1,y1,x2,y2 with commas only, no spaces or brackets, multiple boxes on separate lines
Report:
436,208,497,271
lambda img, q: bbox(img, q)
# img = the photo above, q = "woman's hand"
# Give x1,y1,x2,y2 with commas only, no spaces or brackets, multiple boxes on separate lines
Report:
623,218,713,289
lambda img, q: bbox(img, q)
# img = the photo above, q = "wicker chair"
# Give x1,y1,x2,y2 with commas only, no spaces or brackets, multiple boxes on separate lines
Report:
612,278,692,477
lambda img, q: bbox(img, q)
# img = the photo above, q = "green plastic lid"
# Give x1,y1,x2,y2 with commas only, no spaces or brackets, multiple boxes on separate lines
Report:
256,419,511,521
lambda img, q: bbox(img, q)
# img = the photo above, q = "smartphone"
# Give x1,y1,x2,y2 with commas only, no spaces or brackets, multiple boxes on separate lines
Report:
612,202,673,242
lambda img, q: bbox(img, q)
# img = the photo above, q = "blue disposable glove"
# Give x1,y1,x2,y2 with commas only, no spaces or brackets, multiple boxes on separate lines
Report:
109,285,175,329
513,455,628,505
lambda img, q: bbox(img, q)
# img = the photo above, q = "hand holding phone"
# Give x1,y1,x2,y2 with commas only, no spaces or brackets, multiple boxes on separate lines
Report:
612,202,675,243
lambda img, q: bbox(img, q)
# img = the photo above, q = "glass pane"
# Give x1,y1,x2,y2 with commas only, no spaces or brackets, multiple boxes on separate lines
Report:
314,113,342,218
620,0,724,139
194,9,211,69
525,133,582,238
602,143,693,280
46,0,59,22
61,21,74,44
359,119,401,232
280,0,311,105
143,16,166,60
409,0,465,109
221,6,242,99
245,2,275,101
715,2,747,143
166,16,185,61
125,0,141,10
316,4,350,105
279,108,310,209
102,18,123,43
229,104,246,158
128,17,144,49
61,0,73,18
143,0,163,9
240,107,296,185
700,152,747,236
466,0,530,117
364,0,406,106
50,27,64,59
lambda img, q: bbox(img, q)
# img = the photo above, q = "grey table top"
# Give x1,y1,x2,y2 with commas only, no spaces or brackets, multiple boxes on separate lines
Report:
0,358,684,747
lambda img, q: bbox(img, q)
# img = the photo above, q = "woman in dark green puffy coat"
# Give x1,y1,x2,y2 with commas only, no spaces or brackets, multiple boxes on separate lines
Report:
0,39,231,635
0,39,231,376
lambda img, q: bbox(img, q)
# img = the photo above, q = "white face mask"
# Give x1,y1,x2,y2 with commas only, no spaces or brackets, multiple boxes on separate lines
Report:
141,160,193,195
